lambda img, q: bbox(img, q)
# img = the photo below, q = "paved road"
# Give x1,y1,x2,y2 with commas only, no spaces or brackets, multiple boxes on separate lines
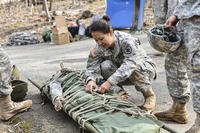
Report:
3,34,195,133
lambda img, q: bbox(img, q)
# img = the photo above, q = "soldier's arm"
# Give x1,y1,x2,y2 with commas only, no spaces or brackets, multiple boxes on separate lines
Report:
166,1,190,27
85,48,103,84
173,0,187,19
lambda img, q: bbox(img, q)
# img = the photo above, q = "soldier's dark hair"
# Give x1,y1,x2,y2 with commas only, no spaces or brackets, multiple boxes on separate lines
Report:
102,15,110,22
80,10,94,19
90,15,111,34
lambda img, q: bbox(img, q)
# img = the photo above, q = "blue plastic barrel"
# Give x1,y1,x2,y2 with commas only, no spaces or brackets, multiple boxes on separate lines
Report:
106,0,135,28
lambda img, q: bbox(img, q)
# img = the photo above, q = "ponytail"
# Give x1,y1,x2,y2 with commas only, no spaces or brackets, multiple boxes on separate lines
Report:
90,15,112,34
102,15,110,22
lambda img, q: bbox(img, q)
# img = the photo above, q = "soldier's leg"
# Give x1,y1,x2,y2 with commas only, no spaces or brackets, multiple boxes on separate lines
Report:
0,48,32,120
100,60,117,81
155,44,190,124
129,69,156,112
0,48,12,96
185,17,200,133
147,0,152,8
100,60,124,94
49,81,63,111
166,45,190,103
152,0,167,24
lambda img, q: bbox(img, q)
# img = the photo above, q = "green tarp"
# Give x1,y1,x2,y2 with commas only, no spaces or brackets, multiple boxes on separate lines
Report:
41,68,161,133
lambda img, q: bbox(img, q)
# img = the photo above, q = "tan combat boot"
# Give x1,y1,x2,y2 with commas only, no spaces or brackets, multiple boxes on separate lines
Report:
185,113,200,133
154,101,188,124
140,87,156,112
0,95,32,120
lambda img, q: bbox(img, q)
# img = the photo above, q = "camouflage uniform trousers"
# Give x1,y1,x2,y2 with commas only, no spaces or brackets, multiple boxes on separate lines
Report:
182,16,200,113
49,81,62,103
152,0,178,24
154,0,189,103
165,40,190,104
100,60,156,93
0,48,12,96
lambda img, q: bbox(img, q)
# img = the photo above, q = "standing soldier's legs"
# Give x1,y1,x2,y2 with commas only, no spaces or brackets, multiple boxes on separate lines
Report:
155,44,190,124
184,17,200,133
147,0,152,8
152,0,167,24
0,48,12,96
129,69,156,112
0,48,32,120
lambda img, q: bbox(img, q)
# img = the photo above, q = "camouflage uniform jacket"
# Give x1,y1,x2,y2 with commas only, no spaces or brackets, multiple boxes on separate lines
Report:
85,31,156,85
0,47,12,96
174,0,200,19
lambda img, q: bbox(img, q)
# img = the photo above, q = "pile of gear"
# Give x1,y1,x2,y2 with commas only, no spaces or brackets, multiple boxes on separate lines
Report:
148,25,181,53
7,32,39,46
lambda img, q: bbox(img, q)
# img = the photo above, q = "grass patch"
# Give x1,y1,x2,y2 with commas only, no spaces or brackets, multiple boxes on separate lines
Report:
9,116,32,133
7,22,28,30
89,0,105,9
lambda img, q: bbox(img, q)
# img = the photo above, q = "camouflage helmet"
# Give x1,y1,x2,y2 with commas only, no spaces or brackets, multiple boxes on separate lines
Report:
147,25,181,53
11,80,28,102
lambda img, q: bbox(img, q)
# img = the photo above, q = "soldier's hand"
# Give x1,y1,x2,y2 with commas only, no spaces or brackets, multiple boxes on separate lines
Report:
97,81,111,94
85,80,98,93
165,15,179,27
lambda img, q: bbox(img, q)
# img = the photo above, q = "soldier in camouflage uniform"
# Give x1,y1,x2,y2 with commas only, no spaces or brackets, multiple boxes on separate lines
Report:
152,0,167,24
85,19,157,112
0,47,32,120
152,0,178,24
153,0,190,125
155,1,200,132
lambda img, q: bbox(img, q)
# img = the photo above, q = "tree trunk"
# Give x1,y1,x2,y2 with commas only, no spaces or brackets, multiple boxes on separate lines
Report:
49,0,53,11
43,0,51,21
